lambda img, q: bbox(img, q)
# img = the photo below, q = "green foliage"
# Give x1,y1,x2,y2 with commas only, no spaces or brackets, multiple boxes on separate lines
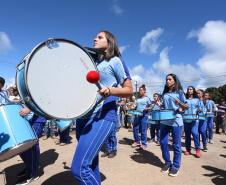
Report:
205,84,226,103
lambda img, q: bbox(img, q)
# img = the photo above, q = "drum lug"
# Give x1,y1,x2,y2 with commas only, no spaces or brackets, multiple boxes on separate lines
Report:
45,38,59,49
24,97,31,102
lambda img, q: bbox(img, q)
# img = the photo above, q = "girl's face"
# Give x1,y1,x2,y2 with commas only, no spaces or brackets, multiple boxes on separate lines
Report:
139,88,145,96
197,90,203,98
153,94,158,101
187,87,194,96
205,93,210,100
94,32,108,52
166,75,175,88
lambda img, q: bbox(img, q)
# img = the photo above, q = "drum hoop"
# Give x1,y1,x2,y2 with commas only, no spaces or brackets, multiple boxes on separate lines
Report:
0,139,38,162
183,114,198,116
152,118,176,121
151,109,175,112
19,38,99,120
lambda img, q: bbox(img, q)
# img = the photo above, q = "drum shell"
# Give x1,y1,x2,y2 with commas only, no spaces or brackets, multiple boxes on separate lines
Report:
148,115,157,124
128,110,143,116
183,114,198,120
199,115,206,121
151,110,176,121
54,120,73,131
206,112,214,117
0,103,38,162
16,61,47,118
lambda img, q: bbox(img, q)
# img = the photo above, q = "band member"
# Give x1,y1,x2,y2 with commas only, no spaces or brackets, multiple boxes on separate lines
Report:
101,124,117,158
0,77,8,103
56,126,71,146
216,99,226,134
16,108,46,185
157,74,188,177
126,97,135,130
131,84,152,149
204,92,215,143
149,93,161,144
71,31,133,185
197,89,208,152
183,86,201,157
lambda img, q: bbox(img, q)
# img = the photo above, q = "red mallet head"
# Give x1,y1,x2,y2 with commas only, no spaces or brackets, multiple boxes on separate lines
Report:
86,71,100,84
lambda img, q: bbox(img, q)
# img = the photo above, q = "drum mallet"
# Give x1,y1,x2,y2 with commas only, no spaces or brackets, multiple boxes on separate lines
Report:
86,71,102,90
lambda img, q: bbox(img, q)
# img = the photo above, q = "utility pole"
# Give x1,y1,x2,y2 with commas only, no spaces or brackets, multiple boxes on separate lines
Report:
135,81,137,100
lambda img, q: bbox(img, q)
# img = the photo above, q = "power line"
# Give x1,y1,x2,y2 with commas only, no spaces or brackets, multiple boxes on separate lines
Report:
0,61,17,67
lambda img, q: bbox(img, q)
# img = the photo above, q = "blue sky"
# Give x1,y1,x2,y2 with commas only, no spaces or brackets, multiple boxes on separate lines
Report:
1,0,226,97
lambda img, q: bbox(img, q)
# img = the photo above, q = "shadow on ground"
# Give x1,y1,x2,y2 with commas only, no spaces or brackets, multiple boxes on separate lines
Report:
41,170,106,185
2,149,58,185
202,165,226,185
119,137,163,168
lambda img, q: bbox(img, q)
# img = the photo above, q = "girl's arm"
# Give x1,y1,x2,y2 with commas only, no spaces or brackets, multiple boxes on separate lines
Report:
98,79,133,98
175,99,189,110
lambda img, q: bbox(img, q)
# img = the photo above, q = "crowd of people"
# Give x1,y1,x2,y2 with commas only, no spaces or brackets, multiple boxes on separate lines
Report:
0,30,226,184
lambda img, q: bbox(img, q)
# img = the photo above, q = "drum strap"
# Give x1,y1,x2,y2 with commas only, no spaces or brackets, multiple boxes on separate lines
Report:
0,92,11,102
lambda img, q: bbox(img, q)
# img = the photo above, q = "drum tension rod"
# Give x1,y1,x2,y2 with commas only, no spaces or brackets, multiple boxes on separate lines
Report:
46,38,59,49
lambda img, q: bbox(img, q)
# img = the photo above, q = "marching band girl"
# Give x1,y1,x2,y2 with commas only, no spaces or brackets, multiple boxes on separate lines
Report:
71,31,133,185
149,93,161,144
205,92,215,144
0,77,8,103
130,84,152,150
197,89,208,152
157,74,188,177
183,86,201,157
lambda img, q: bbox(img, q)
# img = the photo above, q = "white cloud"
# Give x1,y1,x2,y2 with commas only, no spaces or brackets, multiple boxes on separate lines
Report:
130,64,144,76
119,45,130,54
139,28,164,55
153,47,201,84
188,20,226,88
111,0,123,15
129,65,165,98
0,32,13,54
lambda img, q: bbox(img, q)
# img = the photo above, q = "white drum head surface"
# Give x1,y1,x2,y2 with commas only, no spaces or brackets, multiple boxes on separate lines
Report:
26,39,98,119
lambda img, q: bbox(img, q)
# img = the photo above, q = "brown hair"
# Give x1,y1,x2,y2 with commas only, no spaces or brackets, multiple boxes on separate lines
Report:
139,84,146,91
197,89,206,105
100,31,121,60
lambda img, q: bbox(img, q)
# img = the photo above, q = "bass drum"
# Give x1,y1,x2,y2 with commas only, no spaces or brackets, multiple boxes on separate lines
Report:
16,38,99,120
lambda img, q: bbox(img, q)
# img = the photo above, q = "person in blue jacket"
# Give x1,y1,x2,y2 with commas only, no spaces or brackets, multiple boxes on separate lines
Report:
0,77,8,103
71,31,133,185
130,84,152,150
16,107,46,185
149,93,161,144
204,92,215,144
157,74,188,177
197,89,208,152
183,86,201,158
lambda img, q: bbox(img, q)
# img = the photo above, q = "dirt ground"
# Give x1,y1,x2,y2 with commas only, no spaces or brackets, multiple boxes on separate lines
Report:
1,126,226,185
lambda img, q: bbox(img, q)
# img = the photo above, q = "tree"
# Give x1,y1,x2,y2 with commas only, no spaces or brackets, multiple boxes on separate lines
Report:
205,84,226,103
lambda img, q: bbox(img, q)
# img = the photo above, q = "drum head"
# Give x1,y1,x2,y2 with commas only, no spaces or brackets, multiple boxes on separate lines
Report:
24,39,98,119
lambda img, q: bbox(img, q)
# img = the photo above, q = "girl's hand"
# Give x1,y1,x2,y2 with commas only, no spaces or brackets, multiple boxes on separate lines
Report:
98,86,111,98
178,108,184,113
19,107,31,117
198,109,203,113
207,108,210,112
175,98,180,105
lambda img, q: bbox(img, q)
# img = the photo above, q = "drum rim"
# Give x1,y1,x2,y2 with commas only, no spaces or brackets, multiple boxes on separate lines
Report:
17,38,99,120
151,118,176,121
151,109,175,112
0,139,38,162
